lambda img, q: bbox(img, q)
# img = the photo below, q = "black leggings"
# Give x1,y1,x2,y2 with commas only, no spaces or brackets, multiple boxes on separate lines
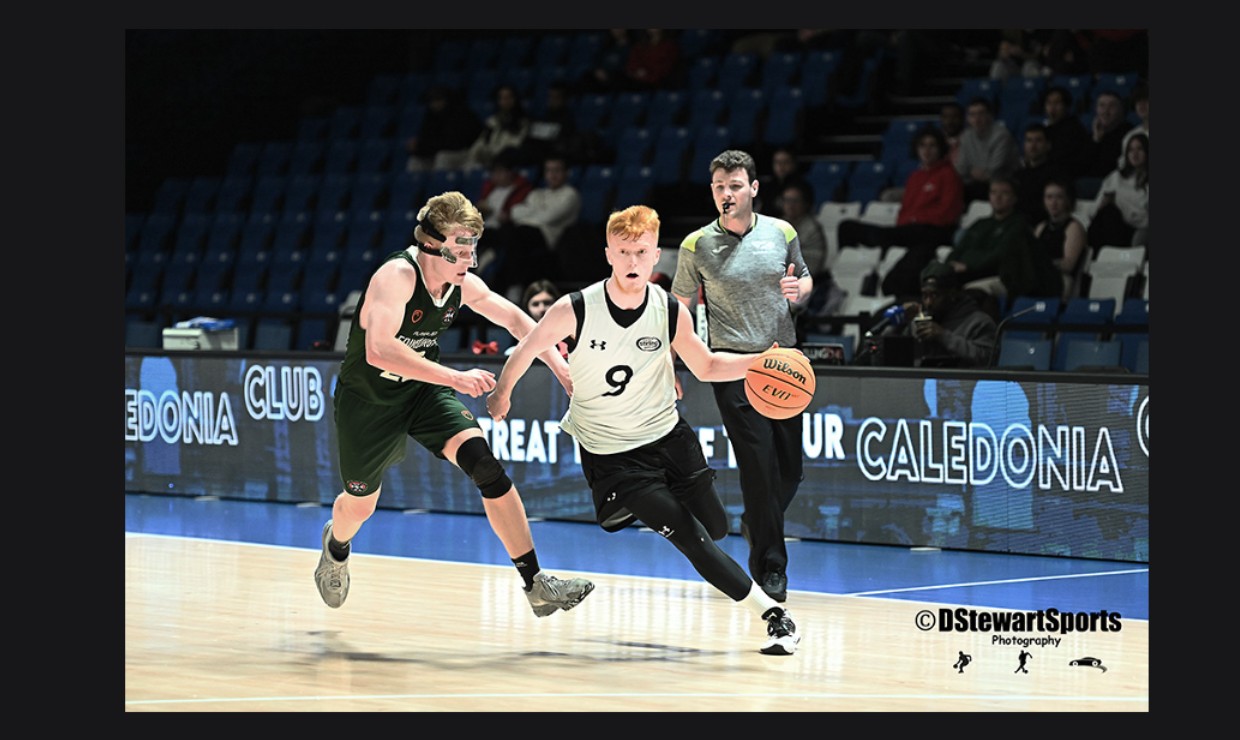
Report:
623,487,753,601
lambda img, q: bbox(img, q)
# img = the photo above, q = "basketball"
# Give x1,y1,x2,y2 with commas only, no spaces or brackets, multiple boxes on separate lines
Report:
744,348,816,420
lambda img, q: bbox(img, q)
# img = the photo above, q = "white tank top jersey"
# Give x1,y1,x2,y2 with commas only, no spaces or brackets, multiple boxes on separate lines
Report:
559,280,679,455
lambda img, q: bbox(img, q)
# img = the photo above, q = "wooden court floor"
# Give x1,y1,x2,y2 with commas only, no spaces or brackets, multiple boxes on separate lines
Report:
125,533,1148,712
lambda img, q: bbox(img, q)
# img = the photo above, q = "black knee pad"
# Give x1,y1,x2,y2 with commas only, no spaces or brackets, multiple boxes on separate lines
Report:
456,436,513,499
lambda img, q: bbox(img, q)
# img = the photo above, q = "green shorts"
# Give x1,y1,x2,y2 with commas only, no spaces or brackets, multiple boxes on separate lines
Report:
333,383,480,496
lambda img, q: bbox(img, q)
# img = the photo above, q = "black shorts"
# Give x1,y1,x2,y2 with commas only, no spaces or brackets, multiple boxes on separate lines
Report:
578,416,715,532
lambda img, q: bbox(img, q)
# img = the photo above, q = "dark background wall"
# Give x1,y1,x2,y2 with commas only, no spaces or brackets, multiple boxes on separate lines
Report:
125,30,424,213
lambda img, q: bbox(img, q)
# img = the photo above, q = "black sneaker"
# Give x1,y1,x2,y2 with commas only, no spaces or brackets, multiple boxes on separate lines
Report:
760,606,800,655
761,571,787,602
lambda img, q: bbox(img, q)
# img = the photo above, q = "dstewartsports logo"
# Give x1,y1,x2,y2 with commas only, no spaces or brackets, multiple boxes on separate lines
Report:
916,608,1123,633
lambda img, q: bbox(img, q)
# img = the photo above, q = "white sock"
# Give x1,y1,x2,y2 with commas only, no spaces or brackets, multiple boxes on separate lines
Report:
741,581,781,619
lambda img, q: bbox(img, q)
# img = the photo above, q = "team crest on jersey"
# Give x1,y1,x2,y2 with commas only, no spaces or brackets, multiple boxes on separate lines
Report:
461,409,474,421
346,480,369,494
443,306,457,324
636,336,662,352
410,309,424,323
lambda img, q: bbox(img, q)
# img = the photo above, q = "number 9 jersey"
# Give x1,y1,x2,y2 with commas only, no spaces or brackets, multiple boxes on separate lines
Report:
559,281,680,455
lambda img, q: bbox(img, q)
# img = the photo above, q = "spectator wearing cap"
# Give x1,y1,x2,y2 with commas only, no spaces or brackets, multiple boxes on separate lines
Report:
897,260,998,368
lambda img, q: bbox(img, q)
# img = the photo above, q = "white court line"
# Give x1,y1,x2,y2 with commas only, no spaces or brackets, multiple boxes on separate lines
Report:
848,568,1150,597
125,691,1147,708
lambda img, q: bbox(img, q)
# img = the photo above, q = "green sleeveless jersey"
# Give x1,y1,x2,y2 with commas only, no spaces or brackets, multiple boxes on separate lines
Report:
337,250,463,405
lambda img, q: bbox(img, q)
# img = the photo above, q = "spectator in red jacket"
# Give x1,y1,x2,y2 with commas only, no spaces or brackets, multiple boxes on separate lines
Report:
835,126,965,301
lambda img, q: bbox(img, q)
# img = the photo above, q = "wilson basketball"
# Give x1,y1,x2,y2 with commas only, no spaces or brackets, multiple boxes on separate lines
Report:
744,348,816,420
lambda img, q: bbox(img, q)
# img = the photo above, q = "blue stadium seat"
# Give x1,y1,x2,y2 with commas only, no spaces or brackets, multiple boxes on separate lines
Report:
650,126,692,186
256,141,294,176
761,51,804,98
577,165,617,225
297,116,329,141
150,177,191,215
359,105,396,140
316,173,354,214
214,175,252,213
323,139,359,175
724,88,766,147
328,106,363,140
996,337,1052,371
534,33,570,69
613,127,654,169
800,50,840,107
249,174,287,214
614,166,655,210
845,161,892,204
282,174,321,213
956,77,1000,109
685,55,720,94
604,91,651,147
225,142,263,177
252,319,294,351
1002,296,1061,340
646,89,688,131
716,51,760,97
1058,338,1122,372
806,161,853,206
689,126,732,182
288,139,326,176
357,138,397,175
763,86,806,148
182,176,221,215
686,89,726,134
365,74,402,107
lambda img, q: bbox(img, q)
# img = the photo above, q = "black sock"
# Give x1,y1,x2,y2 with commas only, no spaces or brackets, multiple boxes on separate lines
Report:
512,549,540,590
328,534,351,562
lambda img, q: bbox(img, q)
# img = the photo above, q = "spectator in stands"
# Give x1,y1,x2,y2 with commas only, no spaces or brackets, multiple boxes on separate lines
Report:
506,279,568,357
405,86,483,172
583,29,634,93
520,83,598,167
1012,123,1072,226
475,148,534,293
939,101,965,169
836,126,964,301
1088,133,1148,249
1081,90,1133,181
622,28,681,90
777,180,828,280
1041,86,1091,181
510,155,582,283
757,147,811,218
1118,83,1148,169
896,260,997,368
956,97,1020,203
944,176,1057,301
522,279,561,322
987,31,1040,81
1033,178,1089,301
465,85,531,172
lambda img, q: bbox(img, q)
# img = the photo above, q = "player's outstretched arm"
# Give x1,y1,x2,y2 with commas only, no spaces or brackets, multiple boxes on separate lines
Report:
669,301,772,381
487,296,577,422
462,273,572,392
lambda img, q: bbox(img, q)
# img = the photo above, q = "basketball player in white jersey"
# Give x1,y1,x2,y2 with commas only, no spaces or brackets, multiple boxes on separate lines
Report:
486,205,800,655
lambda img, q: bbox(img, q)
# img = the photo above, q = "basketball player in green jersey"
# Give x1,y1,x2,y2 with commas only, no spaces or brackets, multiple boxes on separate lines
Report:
315,190,595,618
486,205,800,655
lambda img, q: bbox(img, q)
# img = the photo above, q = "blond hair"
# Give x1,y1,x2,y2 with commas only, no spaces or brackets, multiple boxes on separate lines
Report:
414,191,484,243
606,204,660,241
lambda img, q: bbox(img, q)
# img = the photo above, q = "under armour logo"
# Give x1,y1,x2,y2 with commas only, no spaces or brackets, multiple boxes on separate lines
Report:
590,339,607,350
657,525,674,538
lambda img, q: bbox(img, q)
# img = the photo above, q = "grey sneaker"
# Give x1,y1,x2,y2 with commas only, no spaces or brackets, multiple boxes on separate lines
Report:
760,606,800,655
314,520,350,608
525,571,595,617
